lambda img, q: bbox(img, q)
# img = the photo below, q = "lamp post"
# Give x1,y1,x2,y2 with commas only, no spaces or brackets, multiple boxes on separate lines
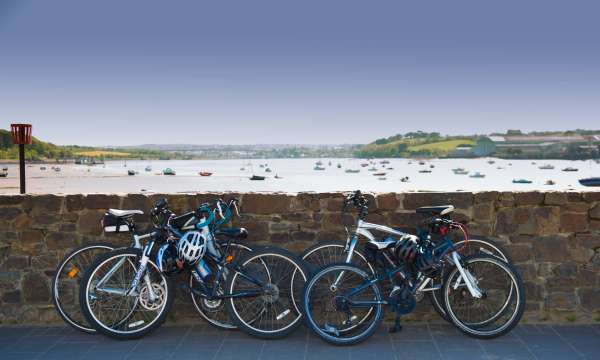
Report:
10,124,32,194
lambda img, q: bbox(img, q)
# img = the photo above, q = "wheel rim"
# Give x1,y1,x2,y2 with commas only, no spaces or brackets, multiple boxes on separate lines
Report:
299,243,376,332
229,252,307,334
85,253,169,335
304,265,382,343
53,245,114,332
444,257,522,336
189,243,253,329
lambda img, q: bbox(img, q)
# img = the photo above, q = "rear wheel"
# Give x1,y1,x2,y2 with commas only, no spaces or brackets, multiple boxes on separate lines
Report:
189,241,254,330
226,247,309,339
52,242,115,333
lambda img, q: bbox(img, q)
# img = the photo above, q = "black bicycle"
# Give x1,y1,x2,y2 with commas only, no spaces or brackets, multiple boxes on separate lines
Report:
302,191,525,345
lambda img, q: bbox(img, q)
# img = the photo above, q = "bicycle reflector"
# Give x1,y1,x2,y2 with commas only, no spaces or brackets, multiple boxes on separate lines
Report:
67,267,79,278
439,225,449,235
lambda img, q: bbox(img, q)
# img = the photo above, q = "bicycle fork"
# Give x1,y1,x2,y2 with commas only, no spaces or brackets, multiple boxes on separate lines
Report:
448,252,483,298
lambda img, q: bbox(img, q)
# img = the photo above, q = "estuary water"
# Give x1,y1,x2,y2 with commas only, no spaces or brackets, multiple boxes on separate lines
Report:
0,158,598,194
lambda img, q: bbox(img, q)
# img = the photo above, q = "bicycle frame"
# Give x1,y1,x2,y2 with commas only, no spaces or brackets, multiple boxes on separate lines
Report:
340,218,483,299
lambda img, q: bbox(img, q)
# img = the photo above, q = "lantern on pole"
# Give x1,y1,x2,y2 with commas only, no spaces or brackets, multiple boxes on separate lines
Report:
10,124,32,194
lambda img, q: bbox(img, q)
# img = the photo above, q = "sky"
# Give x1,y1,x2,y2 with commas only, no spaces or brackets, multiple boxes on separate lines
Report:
0,0,599,146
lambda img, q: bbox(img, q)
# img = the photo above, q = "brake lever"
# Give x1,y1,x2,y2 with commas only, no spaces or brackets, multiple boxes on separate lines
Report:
216,201,225,219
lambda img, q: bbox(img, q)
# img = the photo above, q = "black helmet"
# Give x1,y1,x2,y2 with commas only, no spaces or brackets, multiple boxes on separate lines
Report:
416,249,435,272
394,235,418,262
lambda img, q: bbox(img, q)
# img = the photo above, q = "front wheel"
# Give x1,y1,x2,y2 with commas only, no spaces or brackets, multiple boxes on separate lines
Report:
226,247,309,339
52,242,116,333
80,248,174,340
428,238,510,322
303,263,383,346
443,254,525,339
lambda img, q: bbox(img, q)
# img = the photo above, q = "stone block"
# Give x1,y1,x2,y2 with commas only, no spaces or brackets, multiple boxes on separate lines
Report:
590,204,600,220
45,232,77,250
575,234,600,249
533,236,569,262
473,191,499,203
560,212,589,233
242,193,292,214
22,272,50,303
77,210,104,235
83,194,121,210
376,193,400,211
545,192,567,205
515,192,544,206
578,288,600,312
544,292,577,310
65,194,84,212
0,207,22,221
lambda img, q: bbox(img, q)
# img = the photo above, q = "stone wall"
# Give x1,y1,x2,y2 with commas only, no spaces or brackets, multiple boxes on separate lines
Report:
1,191,599,325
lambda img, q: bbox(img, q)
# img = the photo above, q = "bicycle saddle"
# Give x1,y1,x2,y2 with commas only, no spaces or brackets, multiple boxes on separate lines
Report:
108,209,144,217
415,205,454,215
215,227,248,239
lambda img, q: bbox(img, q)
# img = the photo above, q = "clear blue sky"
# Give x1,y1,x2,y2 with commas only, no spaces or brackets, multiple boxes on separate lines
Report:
1,0,599,145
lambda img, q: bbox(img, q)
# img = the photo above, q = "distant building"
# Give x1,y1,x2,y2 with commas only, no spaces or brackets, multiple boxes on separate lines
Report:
489,134,599,157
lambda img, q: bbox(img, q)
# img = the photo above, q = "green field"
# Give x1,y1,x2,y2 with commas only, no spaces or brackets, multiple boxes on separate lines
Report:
407,139,475,152
75,150,131,157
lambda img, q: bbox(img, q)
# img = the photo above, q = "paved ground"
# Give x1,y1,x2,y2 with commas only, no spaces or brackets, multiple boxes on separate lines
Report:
0,323,599,360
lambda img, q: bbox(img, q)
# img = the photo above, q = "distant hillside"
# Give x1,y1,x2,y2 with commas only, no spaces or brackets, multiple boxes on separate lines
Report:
0,129,71,160
356,131,476,158
0,129,173,161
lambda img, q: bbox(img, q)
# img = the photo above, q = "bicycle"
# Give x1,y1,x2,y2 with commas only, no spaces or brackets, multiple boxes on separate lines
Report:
51,199,171,333
302,190,525,345
80,199,309,339
299,194,511,324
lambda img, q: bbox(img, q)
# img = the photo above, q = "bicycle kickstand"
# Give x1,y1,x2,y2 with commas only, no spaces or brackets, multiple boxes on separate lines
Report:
389,313,402,333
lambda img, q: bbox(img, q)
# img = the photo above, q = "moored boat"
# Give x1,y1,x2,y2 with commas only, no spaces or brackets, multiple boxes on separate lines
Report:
562,167,578,172
199,172,213,177
163,168,176,175
368,167,378,171
145,165,152,172
337,163,342,168
579,177,600,187
373,172,386,176
0,170,7,178
545,180,556,185
469,172,485,178
513,178,532,184
313,166,325,171
127,169,135,176
539,164,555,170
250,175,265,181
345,169,360,173
265,168,272,173
419,169,432,173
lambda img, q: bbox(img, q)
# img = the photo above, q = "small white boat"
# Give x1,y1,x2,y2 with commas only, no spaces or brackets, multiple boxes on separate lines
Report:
419,169,432,173
145,165,152,172
313,166,325,171
562,167,578,172
54,167,61,172
345,169,360,173
469,172,485,178
539,164,555,170
400,176,409,182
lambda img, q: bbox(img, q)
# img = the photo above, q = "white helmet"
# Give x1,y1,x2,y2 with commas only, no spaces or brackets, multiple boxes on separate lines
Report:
177,231,206,264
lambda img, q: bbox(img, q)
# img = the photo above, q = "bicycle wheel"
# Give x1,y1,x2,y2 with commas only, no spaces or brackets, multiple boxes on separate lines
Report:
443,254,525,339
300,240,375,275
80,248,174,339
52,242,115,333
303,263,383,345
428,238,510,322
226,247,309,339
189,241,254,330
